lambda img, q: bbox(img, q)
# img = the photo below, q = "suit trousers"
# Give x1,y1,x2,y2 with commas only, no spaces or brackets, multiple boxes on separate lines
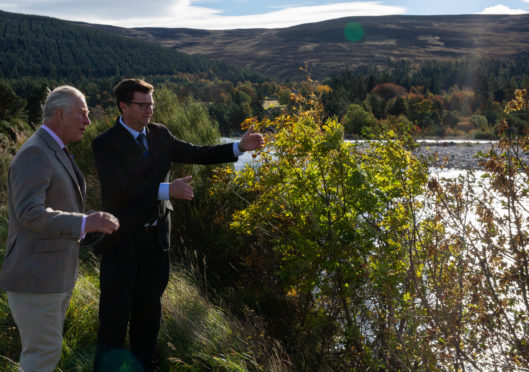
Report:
7,290,72,372
94,227,170,372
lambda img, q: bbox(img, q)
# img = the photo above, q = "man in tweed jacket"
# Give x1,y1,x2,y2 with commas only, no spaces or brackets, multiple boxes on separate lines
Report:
0,86,119,372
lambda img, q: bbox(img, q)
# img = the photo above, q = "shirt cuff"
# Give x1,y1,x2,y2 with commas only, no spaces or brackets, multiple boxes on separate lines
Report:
158,183,170,200
80,215,87,239
233,142,243,157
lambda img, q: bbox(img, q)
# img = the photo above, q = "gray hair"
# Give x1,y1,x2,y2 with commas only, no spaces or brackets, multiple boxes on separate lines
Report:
42,85,86,119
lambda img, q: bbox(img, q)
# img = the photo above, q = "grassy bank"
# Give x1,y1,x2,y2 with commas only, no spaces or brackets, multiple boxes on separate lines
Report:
0,260,289,371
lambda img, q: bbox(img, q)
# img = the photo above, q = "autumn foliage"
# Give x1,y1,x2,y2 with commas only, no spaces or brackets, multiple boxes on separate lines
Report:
218,85,529,370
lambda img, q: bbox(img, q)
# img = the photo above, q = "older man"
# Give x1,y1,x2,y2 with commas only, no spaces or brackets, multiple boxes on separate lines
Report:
0,85,120,372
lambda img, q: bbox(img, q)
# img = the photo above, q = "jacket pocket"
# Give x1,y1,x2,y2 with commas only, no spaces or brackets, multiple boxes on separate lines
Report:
34,238,69,253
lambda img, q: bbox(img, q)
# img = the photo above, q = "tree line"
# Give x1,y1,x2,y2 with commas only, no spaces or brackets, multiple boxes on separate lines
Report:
321,57,529,138
3,57,529,142
0,10,265,83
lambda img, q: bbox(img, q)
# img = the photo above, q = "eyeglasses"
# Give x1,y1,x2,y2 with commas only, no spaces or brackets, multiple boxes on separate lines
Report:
129,101,156,110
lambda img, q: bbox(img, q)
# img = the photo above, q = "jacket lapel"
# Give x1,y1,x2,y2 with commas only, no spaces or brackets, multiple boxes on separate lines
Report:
114,121,153,180
38,128,85,206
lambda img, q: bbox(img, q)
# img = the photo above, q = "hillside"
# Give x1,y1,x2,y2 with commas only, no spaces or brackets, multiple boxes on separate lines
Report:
0,10,264,83
79,14,529,80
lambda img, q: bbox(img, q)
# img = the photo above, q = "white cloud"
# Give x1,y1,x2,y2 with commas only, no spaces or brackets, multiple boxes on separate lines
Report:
112,1,406,29
477,4,528,15
0,1,406,29
0,0,195,19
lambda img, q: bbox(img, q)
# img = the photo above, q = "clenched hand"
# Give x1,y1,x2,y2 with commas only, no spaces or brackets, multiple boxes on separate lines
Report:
85,211,120,234
169,176,194,200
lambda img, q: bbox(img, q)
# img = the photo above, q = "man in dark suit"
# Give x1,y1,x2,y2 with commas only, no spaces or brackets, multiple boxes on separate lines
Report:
0,85,120,372
92,78,263,371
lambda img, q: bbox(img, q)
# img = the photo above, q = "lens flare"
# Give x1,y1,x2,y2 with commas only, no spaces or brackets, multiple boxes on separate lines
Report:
344,22,364,42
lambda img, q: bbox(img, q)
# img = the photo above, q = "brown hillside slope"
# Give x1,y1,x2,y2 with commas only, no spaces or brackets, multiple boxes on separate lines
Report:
79,14,529,80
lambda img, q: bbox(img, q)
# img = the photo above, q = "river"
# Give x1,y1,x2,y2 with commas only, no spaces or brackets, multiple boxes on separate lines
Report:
223,138,504,172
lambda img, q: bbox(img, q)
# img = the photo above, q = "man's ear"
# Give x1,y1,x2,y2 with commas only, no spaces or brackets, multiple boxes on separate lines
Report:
118,101,127,113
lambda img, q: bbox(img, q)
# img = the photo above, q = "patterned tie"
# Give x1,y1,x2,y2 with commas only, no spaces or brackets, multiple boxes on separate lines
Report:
63,147,83,187
137,133,149,159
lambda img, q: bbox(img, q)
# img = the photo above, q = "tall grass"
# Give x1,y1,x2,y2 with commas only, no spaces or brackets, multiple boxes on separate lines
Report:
159,269,289,371
0,255,289,371
0,293,18,371
59,256,101,372
0,129,19,371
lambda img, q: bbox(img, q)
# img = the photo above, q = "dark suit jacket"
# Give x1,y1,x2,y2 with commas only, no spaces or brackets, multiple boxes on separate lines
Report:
0,128,86,293
91,119,237,252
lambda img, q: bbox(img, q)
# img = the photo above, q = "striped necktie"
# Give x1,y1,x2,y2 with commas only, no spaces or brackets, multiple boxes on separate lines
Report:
137,133,149,159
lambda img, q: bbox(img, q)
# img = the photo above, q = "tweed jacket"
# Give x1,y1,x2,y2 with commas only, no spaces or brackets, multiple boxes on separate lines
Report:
0,128,86,293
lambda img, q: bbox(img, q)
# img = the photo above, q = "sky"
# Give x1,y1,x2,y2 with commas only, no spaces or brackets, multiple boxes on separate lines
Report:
1,0,529,29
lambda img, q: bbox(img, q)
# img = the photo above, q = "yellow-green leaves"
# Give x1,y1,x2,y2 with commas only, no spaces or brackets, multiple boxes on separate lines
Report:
229,85,431,369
